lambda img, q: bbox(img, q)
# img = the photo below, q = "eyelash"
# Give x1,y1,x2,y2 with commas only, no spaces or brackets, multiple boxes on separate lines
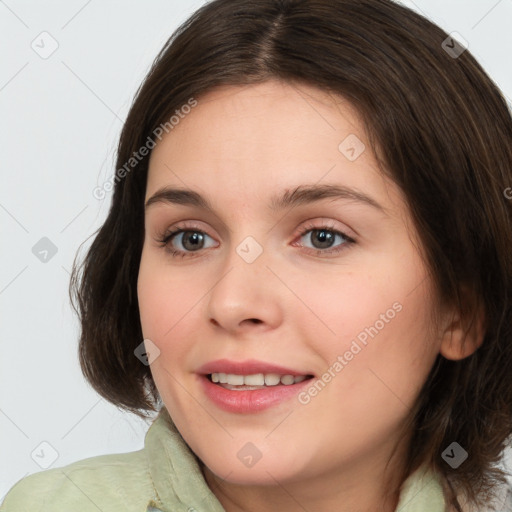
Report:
156,221,356,259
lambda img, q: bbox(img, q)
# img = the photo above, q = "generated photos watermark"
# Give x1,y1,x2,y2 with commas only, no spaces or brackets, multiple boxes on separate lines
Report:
93,97,198,200
298,301,403,405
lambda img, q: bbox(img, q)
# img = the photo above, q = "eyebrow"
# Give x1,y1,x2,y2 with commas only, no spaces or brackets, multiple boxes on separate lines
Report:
145,183,386,214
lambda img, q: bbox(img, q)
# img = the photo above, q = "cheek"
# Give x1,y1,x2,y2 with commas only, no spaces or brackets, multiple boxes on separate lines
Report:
291,252,437,399
137,252,205,414
137,250,201,361
285,265,410,353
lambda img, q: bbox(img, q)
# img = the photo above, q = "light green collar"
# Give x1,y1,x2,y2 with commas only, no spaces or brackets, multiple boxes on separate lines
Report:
395,463,446,511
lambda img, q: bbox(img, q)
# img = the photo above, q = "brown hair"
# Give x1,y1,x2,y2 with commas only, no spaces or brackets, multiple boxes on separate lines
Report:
70,0,512,509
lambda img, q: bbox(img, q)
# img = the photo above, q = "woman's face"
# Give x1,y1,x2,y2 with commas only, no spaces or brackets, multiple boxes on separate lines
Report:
138,80,441,490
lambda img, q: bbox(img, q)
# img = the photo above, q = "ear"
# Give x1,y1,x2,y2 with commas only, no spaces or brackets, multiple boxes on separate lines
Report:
439,287,486,361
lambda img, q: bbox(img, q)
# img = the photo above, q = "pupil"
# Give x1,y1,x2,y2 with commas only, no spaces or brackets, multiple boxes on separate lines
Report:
313,229,334,249
183,231,203,251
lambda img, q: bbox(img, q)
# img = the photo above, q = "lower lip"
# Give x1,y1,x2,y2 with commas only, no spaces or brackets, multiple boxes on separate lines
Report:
199,375,313,413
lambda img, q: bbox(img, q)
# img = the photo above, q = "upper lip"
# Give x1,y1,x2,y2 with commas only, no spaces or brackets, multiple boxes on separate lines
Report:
196,359,314,377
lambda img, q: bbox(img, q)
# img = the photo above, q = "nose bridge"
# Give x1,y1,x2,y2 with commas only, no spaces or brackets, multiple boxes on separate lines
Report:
234,233,266,265
205,231,283,332
219,205,273,270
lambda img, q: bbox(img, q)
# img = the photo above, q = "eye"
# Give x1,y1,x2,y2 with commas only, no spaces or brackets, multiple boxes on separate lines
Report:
294,221,355,256
157,224,217,258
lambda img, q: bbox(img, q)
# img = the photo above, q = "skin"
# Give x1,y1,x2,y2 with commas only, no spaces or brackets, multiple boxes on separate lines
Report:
137,80,482,512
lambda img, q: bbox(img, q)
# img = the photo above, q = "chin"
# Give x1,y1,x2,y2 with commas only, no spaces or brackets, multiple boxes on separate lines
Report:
205,461,297,486
198,447,312,487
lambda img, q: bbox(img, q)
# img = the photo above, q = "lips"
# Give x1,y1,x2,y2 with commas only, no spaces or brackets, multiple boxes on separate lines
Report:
196,359,315,413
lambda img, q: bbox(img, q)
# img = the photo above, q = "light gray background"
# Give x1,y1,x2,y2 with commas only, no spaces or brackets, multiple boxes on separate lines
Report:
1,0,511,498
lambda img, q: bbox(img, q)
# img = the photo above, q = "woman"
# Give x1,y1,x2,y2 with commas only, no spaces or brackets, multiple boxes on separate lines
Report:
2,0,512,510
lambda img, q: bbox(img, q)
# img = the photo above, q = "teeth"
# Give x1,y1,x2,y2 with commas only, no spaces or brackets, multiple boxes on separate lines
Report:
245,373,265,385
210,372,308,386
280,375,295,385
264,374,281,386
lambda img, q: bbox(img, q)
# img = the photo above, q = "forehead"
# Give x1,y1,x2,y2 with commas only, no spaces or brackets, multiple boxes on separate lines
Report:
146,80,402,216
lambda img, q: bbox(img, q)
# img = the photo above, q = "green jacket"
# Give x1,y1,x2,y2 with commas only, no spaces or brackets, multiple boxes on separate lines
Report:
1,407,447,511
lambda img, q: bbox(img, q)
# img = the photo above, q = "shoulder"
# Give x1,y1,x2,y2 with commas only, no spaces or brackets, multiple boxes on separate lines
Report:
0,449,155,512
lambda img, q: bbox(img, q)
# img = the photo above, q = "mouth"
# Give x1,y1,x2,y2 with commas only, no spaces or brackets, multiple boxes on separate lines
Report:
196,360,315,413
196,359,316,413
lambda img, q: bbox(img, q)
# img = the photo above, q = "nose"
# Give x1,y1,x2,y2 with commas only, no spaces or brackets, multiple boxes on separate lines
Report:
205,243,285,335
